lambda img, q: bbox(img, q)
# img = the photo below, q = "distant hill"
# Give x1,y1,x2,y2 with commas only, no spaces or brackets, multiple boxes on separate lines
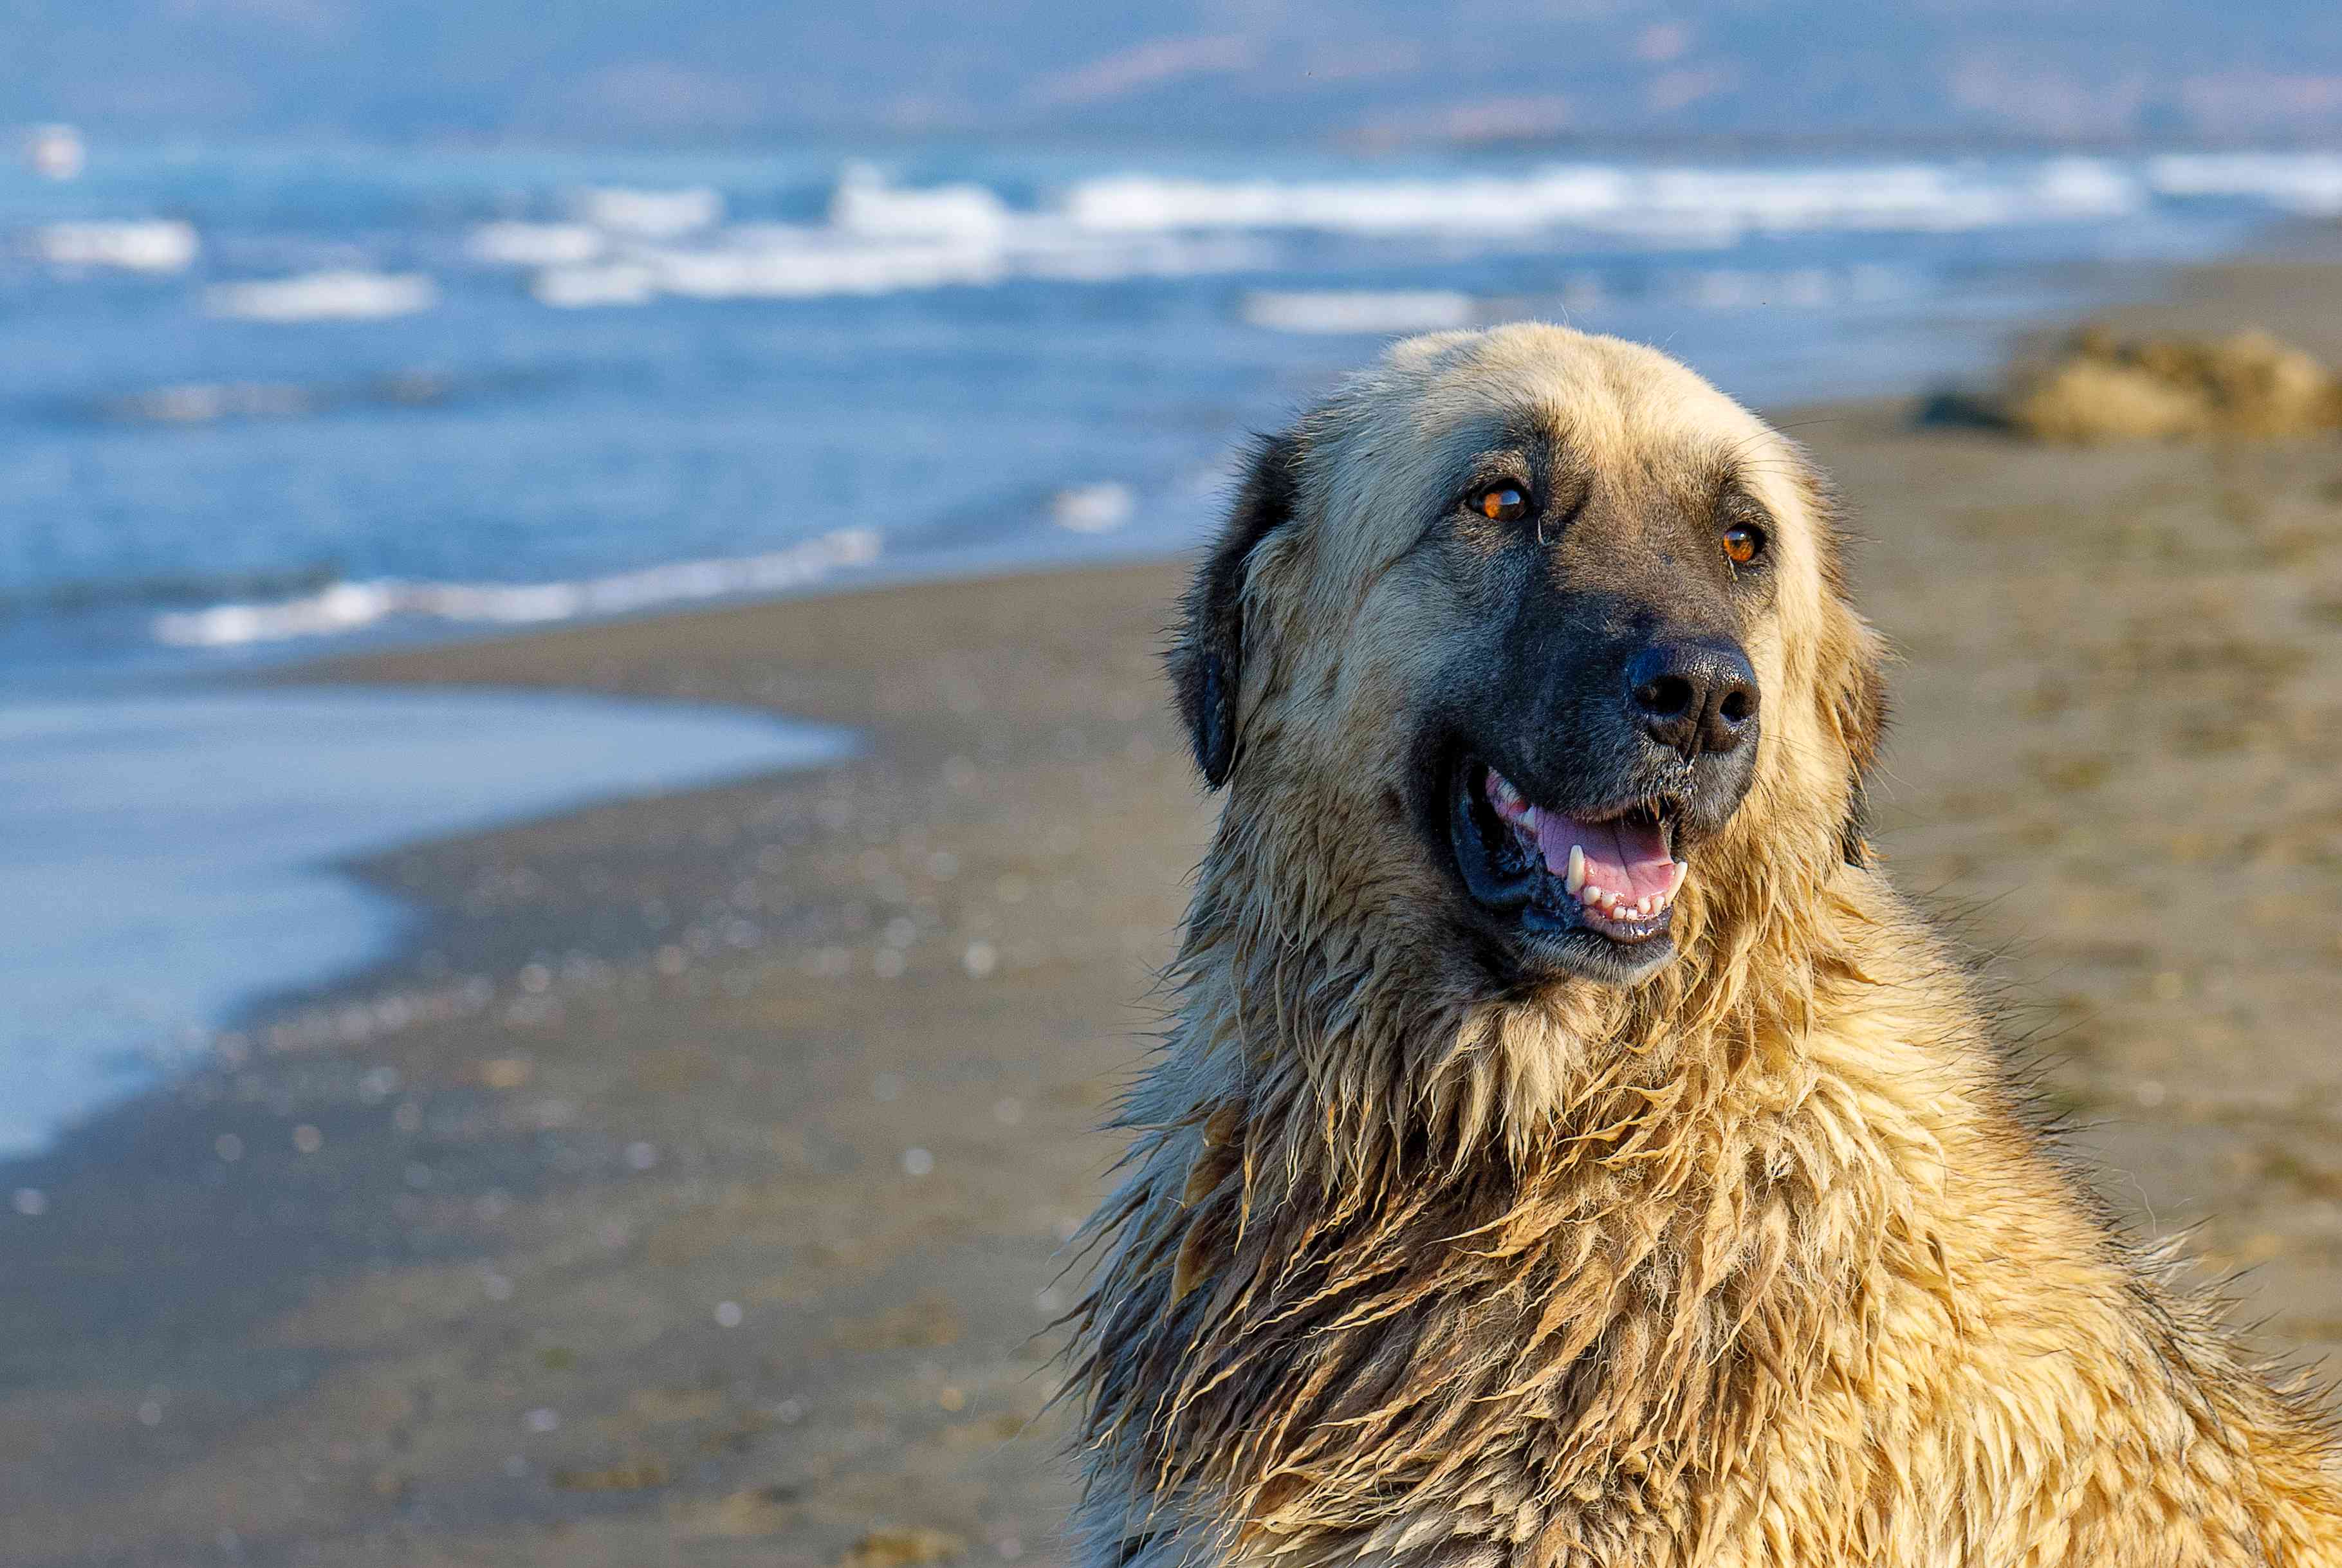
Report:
8,0,2342,148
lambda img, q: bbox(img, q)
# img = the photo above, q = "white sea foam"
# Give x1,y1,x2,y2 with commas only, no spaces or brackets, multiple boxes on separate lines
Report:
1243,289,1477,334
531,263,659,308
510,158,2170,315
1051,483,1136,533
23,123,85,181
152,528,881,648
571,185,724,237
467,220,605,266
649,232,1006,299
32,219,199,273
1066,158,2144,243
518,196,1271,308
205,270,438,323
2147,153,2342,214
1011,230,1271,281
831,162,1010,241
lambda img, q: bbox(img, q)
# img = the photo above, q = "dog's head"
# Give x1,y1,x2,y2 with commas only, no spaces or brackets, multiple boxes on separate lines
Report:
1170,324,1886,992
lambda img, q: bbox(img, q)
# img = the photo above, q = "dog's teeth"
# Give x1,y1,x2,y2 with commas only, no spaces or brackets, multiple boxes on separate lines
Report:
1564,845,1585,897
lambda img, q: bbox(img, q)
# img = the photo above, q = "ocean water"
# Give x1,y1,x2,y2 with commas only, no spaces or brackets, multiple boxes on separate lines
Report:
5,140,2341,1157
8,143,2341,670
0,690,850,1156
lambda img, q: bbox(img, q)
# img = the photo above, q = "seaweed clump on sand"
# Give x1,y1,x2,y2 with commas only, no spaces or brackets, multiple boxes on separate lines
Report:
1934,326,2342,442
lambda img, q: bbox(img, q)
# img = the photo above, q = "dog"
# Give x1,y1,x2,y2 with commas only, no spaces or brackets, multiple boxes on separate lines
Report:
1066,324,2342,1566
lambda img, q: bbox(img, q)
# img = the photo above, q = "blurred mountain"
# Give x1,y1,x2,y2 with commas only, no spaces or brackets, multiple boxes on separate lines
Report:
7,0,2342,147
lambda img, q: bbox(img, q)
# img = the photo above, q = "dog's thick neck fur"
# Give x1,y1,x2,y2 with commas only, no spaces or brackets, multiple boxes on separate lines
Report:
1069,329,2342,1567
1075,793,2341,1566
1073,768,1915,1565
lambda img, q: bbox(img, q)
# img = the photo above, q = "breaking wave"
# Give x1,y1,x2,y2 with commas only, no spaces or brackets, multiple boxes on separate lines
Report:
448,154,2252,310
152,529,881,648
31,219,199,273
205,270,438,323
1064,156,2144,242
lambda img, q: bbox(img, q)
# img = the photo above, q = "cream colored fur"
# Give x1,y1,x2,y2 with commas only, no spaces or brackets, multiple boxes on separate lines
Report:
1065,326,2342,1567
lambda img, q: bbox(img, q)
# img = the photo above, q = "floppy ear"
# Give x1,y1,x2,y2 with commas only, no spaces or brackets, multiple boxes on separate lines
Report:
1832,621,1891,866
1788,454,1891,866
1167,432,1300,789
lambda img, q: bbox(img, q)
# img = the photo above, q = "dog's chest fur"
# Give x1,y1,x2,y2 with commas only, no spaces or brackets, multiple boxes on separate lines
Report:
1071,980,1963,1568
1068,935,2342,1568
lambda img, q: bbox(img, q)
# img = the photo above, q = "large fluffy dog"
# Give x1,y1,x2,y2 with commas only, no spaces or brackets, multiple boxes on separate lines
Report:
1067,326,2342,1566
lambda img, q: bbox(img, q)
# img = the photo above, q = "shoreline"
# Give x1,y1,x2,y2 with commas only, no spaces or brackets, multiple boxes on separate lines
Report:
8,254,2342,1563
0,687,855,1160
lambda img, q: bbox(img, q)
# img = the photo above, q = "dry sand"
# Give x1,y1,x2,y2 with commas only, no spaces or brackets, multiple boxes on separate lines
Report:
5,259,2342,1567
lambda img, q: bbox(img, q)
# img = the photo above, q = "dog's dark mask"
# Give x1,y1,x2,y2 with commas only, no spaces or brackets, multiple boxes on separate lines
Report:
1170,416,1881,992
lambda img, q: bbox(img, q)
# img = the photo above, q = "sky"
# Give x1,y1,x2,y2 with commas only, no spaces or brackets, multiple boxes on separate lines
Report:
5,1,2342,147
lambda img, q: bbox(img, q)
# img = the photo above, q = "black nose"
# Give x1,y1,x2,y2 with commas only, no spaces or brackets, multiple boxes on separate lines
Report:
1625,639,1758,758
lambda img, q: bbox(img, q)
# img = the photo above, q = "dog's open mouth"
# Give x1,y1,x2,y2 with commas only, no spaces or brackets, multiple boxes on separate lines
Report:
1446,753,1688,982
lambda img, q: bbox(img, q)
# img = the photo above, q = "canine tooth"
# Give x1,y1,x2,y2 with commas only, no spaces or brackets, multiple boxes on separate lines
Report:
1564,845,1585,897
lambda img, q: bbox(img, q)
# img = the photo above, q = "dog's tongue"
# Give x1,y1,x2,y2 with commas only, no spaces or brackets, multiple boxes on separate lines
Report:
1533,810,1683,903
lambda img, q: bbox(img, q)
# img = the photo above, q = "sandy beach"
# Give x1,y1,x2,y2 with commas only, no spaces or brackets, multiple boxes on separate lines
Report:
7,257,2342,1567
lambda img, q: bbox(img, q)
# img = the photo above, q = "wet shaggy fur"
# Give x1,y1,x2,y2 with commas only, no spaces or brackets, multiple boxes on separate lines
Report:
1065,326,2342,1566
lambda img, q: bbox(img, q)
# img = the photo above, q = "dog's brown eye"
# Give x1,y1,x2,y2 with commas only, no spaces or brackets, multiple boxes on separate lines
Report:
1475,484,1529,523
1722,523,1765,566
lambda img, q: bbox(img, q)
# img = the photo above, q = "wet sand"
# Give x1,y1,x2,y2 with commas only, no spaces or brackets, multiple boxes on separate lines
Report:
6,259,2342,1566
